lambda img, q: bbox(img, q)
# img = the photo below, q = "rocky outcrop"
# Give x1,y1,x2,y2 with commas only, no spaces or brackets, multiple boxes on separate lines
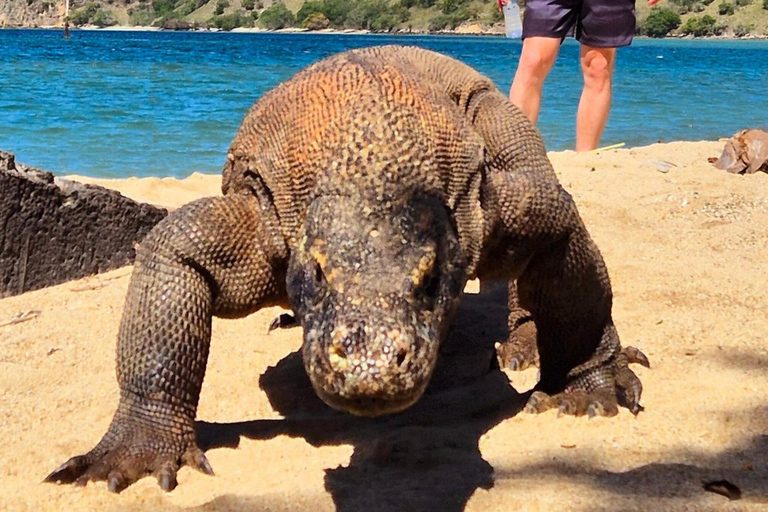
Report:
0,0,64,28
0,151,167,297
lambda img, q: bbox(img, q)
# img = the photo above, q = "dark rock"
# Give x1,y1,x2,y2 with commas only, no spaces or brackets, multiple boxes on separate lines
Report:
0,151,168,298
162,19,192,31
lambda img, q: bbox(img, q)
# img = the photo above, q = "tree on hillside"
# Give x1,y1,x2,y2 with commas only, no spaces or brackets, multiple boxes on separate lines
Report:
718,1,735,13
68,2,116,26
297,0,409,30
640,7,681,37
294,0,348,26
152,0,178,16
668,0,699,13
346,0,410,30
302,12,330,29
399,0,438,6
680,13,719,34
296,0,325,24
258,1,294,29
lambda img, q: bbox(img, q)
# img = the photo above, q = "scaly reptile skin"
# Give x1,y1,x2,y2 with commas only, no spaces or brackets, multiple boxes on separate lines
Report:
46,45,648,493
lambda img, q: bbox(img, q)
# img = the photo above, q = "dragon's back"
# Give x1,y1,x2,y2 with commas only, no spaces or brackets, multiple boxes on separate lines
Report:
222,46,486,248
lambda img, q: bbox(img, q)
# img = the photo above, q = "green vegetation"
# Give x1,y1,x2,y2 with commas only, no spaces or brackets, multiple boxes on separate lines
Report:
258,1,295,29
152,0,177,16
11,0,768,36
128,6,156,25
211,10,253,29
680,13,720,34
68,2,116,26
178,0,196,15
214,0,228,15
640,7,681,37
718,1,735,14
302,11,330,29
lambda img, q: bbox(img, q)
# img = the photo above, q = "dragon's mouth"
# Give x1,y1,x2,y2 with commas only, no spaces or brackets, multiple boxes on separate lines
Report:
310,380,427,417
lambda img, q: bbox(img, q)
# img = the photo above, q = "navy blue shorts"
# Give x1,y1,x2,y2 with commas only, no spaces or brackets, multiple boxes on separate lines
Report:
522,0,636,48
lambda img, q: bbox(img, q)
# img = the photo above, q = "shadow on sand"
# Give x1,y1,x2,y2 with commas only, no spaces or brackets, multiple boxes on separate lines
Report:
187,288,768,511
195,285,529,512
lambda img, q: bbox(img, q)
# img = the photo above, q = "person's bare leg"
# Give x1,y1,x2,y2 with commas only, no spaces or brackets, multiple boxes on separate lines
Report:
575,45,616,152
509,37,561,125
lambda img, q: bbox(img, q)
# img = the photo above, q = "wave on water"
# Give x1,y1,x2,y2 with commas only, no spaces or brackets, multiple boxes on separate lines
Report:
2,30,768,178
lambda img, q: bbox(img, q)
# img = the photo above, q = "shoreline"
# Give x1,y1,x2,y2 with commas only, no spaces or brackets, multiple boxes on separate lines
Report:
4,24,768,41
62,140,729,201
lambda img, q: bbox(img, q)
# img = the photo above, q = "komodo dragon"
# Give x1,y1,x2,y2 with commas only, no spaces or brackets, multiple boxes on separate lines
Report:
46,45,648,493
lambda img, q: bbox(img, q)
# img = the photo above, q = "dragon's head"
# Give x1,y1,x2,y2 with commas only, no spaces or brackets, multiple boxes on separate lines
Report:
287,193,467,417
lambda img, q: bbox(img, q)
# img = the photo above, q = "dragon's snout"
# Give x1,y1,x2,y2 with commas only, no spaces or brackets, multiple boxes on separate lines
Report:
302,309,440,417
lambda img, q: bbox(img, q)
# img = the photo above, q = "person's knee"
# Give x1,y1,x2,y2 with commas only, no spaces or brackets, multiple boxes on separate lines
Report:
517,45,557,85
581,49,614,90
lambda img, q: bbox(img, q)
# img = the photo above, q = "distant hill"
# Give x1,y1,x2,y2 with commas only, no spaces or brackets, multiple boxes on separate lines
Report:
1,0,767,37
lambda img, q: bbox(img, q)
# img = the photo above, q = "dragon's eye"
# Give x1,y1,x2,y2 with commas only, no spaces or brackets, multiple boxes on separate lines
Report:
421,272,440,299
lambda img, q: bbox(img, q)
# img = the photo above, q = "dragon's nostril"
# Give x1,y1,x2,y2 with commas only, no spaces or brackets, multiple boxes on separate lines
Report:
395,349,407,367
328,343,348,370
332,344,347,359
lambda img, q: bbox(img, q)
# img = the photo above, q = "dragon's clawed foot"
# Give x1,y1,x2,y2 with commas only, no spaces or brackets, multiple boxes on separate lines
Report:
45,421,213,493
524,346,650,417
496,319,538,371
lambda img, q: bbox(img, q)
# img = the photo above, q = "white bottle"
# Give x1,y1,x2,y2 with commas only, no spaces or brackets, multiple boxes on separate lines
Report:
503,1,522,39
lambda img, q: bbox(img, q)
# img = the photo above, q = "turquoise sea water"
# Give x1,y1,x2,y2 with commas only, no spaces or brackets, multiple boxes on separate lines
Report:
1,29,767,178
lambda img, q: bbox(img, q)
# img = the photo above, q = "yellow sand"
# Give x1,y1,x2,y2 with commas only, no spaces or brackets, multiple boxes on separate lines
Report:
2,141,767,511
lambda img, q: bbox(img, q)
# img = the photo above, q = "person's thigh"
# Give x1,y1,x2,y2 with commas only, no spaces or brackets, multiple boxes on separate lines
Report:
577,0,636,48
522,0,580,40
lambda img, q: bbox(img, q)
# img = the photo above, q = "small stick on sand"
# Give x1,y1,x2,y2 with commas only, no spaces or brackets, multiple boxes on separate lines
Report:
0,310,42,328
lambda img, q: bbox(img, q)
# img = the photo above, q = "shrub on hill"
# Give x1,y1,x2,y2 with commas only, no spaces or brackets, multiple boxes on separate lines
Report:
640,7,681,37
426,4,475,31
428,13,456,30
258,1,295,29
302,12,330,29
179,0,196,15
718,1,735,13
152,0,178,16
296,0,409,31
296,0,347,27
210,10,253,29
732,22,754,35
128,6,156,25
680,14,720,34
215,0,229,15
347,0,410,30
668,0,700,14
91,8,116,26
399,0,438,6
68,3,95,25
68,2,116,27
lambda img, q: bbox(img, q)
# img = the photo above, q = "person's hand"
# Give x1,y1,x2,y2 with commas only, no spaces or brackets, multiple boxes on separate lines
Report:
648,0,663,5
496,0,507,9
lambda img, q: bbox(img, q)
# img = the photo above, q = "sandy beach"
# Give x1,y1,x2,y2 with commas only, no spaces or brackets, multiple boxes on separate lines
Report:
2,140,767,511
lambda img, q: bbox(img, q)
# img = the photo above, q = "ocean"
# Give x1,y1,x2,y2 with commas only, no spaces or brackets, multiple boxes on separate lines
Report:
2,29,767,178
